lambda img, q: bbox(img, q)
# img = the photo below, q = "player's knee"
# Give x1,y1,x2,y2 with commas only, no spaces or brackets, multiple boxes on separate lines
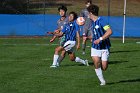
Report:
55,48,58,53
69,56,75,61
102,65,108,71
102,67,107,71
55,47,61,54
70,58,75,61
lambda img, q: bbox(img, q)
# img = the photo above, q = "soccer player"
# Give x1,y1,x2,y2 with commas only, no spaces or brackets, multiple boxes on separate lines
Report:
50,11,89,68
49,5,68,43
49,5,68,67
80,0,92,55
87,4,112,85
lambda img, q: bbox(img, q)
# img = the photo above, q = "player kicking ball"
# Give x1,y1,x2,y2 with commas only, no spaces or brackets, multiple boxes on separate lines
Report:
50,11,89,68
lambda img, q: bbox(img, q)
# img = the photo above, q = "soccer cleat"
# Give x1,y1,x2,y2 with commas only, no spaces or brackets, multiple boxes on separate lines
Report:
100,81,106,86
50,65,57,68
56,62,59,67
85,60,89,66
82,51,85,55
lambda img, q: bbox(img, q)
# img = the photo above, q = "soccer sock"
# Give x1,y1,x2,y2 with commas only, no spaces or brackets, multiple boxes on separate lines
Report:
57,55,64,65
75,57,85,64
95,68,105,83
52,54,59,66
82,43,86,51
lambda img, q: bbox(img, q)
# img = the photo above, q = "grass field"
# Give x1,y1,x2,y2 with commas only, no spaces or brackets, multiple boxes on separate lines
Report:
0,37,140,93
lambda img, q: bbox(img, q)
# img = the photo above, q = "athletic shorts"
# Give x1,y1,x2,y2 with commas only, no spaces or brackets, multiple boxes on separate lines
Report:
63,40,76,52
60,36,66,46
91,48,110,61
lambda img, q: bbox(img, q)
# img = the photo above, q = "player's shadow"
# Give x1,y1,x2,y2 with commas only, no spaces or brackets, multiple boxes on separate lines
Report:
109,60,128,64
107,78,140,85
110,50,140,53
126,65,138,68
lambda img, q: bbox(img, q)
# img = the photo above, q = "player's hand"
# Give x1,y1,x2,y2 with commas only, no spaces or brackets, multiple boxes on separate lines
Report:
83,36,87,40
94,39,100,44
47,32,54,35
50,38,55,43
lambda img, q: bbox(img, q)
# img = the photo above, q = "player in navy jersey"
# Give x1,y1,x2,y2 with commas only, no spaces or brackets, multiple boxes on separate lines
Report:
50,12,89,68
80,0,92,55
87,4,112,85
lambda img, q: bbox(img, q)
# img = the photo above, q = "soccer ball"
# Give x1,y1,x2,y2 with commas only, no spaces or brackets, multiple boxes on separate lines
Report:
76,17,85,26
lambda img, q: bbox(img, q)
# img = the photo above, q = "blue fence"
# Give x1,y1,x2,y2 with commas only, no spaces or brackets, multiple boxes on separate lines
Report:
0,14,140,37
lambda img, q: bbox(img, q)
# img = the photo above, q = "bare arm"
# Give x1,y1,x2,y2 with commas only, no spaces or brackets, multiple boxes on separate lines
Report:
76,31,80,50
94,28,112,44
102,28,112,40
54,31,64,37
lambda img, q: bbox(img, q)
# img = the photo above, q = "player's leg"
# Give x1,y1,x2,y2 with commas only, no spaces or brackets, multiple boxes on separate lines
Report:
68,52,89,66
82,25,88,55
101,50,109,71
82,35,87,55
57,50,66,66
50,46,63,67
64,40,89,66
91,48,106,85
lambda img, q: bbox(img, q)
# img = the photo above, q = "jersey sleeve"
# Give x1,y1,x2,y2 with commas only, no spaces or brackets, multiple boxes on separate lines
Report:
100,18,110,31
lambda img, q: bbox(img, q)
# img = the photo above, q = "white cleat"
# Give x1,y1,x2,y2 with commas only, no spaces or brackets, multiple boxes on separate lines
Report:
85,60,89,66
100,81,106,86
82,51,85,55
50,65,57,68
56,62,59,67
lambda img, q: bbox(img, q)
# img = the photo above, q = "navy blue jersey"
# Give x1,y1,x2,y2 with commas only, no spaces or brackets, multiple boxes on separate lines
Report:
91,17,111,50
62,20,79,41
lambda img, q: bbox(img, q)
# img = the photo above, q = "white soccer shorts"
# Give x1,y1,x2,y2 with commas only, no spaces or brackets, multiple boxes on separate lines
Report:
91,48,110,61
63,40,76,51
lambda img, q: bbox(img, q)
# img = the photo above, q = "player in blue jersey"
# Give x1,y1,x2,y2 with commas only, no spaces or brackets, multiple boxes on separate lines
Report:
87,4,112,85
50,12,89,68
80,0,92,55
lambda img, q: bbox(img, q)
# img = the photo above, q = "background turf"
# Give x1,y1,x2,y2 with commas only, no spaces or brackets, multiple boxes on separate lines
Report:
0,37,140,93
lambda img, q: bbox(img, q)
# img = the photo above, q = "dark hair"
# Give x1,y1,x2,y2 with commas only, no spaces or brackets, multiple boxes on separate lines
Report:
58,5,67,12
87,4,99,16
85,0,92,4
69,11,78,20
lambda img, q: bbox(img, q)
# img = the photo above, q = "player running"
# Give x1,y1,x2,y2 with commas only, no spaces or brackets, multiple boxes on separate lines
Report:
50,11,89,68
80,0,92,55
87,4,112,85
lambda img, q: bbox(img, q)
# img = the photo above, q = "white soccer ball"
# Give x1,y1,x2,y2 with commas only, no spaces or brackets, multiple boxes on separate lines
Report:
76,17,85,26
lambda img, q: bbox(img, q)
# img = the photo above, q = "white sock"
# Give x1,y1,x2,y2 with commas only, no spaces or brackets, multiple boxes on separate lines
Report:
75,57,85,64
52,54,59,66
95,68,105,83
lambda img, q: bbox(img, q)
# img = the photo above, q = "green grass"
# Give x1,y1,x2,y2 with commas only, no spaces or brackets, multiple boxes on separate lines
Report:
0,37,140,93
